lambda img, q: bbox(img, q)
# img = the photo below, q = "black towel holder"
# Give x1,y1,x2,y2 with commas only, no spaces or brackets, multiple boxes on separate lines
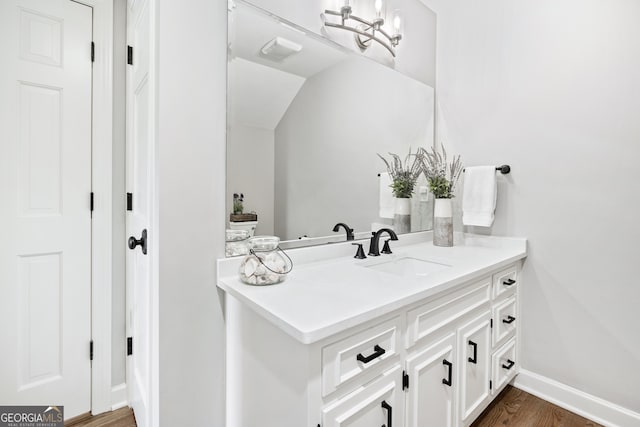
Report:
381,165,511,176
463,165,511,174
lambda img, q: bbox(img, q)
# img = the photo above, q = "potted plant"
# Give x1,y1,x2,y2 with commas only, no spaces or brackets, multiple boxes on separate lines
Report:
419,146,463,246
377,149,422,234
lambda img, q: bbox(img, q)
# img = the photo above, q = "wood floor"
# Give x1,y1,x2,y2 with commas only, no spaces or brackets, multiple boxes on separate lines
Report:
472,386,602,427
65,407,136,427
65,386,601,426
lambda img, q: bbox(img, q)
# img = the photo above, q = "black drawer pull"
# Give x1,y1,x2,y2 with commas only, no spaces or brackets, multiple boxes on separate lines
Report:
502,359,515,370
381,400,392,427
502,315,516,324
442,359,453,386
356,344,386,364
502,278,516,286
468,340,478,364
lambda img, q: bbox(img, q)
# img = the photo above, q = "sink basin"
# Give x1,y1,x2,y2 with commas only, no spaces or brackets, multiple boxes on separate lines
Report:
364,257,451,278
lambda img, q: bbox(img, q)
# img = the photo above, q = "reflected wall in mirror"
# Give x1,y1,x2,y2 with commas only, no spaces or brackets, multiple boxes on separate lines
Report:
227,0,436,253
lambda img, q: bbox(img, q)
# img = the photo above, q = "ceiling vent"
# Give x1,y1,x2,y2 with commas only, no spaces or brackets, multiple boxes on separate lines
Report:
260,37,303,61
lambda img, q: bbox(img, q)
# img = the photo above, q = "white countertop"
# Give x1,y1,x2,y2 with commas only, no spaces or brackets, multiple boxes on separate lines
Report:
217,232,527,344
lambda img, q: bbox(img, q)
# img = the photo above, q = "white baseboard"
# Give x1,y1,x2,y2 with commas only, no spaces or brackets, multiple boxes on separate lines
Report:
513,369,640,427
111,383,128,411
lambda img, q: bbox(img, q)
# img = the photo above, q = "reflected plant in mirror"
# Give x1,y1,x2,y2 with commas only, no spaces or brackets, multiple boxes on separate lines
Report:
377,150,421,198
226,0,436,254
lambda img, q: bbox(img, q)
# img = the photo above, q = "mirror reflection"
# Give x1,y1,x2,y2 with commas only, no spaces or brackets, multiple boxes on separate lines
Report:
227,1,435,253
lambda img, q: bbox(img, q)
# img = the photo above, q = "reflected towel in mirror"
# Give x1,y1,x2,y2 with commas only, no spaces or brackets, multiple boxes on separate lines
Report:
379,172,394,219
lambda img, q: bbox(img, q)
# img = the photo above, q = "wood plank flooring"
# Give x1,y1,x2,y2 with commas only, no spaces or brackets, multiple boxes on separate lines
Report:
472,386,602,427
66,386,601,426
65,407,136,427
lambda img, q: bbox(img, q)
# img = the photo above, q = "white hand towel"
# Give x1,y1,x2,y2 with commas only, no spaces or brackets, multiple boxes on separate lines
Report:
462,166,497,227
379,172,394,219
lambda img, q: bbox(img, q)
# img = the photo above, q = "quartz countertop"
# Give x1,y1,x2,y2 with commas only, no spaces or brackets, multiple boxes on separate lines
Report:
217,232,527,344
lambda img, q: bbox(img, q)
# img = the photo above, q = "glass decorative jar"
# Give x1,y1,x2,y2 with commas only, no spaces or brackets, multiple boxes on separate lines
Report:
225,229,250,257
239,236,293,285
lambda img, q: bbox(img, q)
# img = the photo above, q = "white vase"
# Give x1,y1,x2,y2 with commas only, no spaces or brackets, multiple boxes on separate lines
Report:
394,197,411,234
433,198,453,247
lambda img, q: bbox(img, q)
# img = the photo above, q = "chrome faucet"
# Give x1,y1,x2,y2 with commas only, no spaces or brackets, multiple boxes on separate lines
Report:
368,228,398,256
333,222,355,241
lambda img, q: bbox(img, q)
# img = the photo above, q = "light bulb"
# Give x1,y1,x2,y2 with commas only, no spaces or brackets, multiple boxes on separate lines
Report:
375,0,382,15
393,15,401,32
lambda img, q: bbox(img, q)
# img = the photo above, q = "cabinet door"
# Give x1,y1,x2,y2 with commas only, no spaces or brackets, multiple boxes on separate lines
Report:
322,366,403,427
458,311,492,423
406,333,456,427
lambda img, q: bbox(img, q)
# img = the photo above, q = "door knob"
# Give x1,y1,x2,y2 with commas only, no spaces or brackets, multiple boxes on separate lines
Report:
128,229,147,255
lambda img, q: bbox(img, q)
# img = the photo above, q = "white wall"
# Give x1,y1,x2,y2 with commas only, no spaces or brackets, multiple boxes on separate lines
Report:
274,57,434,240
157,0,226,425
226,125,275,235
423,0,640,415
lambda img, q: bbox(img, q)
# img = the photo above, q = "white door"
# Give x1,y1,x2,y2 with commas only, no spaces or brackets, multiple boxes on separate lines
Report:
458,311,492,424
0,0,93,419
405,333,456,427
126,0,156,426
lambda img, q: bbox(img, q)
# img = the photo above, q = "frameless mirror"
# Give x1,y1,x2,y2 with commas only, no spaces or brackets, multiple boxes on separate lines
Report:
227,0,436,253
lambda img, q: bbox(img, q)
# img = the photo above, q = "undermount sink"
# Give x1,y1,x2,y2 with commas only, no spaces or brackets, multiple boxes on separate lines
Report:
364,256,451,278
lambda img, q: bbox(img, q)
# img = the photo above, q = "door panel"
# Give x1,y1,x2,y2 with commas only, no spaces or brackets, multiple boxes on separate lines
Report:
0,0,93,419
458,311,492,423
406,333,456,427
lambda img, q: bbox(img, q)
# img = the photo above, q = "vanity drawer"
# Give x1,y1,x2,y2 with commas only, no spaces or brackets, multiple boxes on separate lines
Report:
493,265,518,299
492,296,517,347
322,316,401,397
492,338,517,395
406,278,491,348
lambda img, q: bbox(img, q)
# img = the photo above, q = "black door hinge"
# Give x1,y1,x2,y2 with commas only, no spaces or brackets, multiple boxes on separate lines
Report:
402,370,409,390
91,41,95,62
127,337,133,356
490,318,493,328
90,192,94,212
90,340,94,361
490,380,493,390
127,45,133,65
127,192,133,211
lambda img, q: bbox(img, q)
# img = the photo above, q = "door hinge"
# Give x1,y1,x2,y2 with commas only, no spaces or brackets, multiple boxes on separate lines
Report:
90,340,94,361
127,192,133,211
490,318,493,328
489,380,493,390
90,192,94,212
402,370,409,390
91,41,95,62
127,45,133,65
127,337,133,356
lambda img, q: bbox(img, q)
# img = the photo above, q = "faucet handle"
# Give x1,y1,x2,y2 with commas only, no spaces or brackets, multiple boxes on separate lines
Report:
352,243,367,259
381,239,393,254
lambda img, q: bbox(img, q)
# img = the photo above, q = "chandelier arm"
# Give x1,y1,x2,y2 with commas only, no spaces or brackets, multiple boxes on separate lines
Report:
324,21,396,57
324,9,342,16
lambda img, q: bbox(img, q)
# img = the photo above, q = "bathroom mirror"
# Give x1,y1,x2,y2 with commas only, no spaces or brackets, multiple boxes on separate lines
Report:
227,0,436,252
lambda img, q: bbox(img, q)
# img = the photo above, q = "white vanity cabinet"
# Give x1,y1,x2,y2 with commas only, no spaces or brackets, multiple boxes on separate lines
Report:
223,256,523,427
